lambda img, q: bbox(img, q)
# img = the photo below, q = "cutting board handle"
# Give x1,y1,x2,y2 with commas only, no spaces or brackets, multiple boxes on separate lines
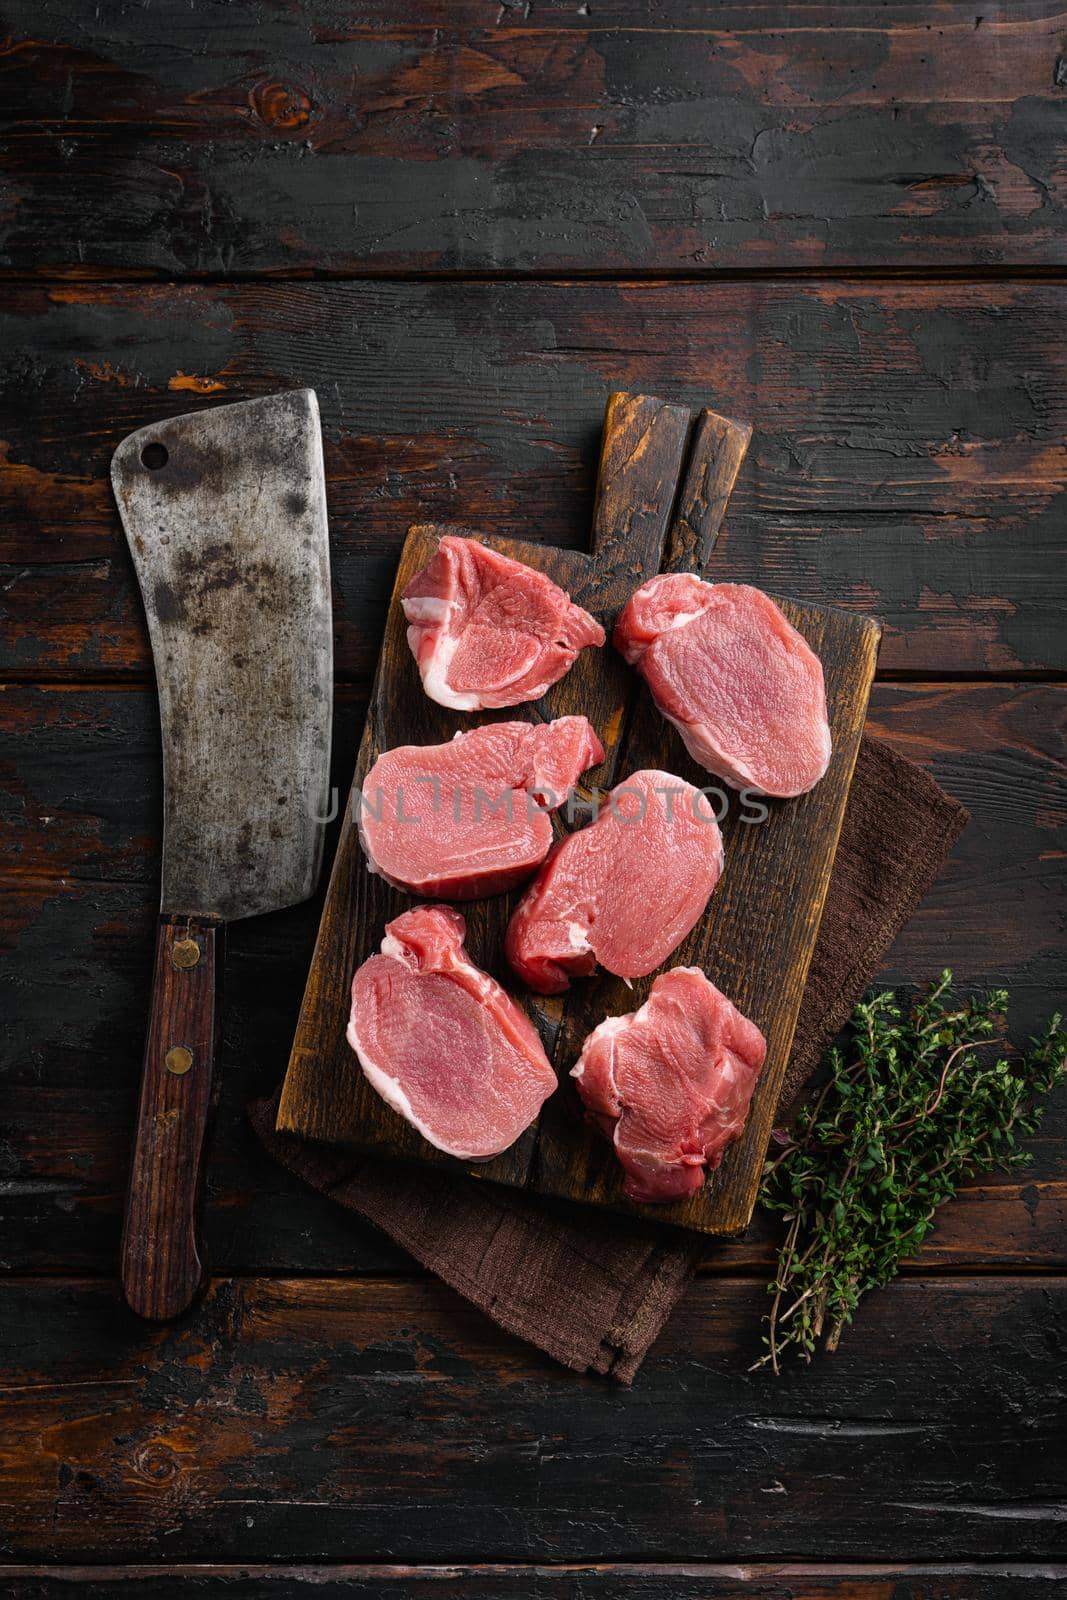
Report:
667,407,753,574
120,915,220,1320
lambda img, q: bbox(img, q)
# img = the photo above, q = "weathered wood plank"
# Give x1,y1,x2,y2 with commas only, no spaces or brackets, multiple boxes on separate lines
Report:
5,681,1063,905
0,1275,1065,1562
1,281,1065,676
2,3,1065,275
1,684,1063,1274
1,1564,1064,1599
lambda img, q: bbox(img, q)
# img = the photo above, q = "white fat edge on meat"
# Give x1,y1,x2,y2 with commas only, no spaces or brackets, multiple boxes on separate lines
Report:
663,607,707,631
632,574,710,641
563,918,592,954
417,627,482,711
441,947,498,1005
380,928,494,1002
406,588,556,706
658,671,831,798
386,836,539,891
506,673,561,701
402,594,452,623
570,1012,628,1124
355,805,381,876
368,860,450,897
403,589,482,709
673,702,831,797
347,1026,498,1162
349,933,503,1161
705,1054,743,1116
660,706,755,812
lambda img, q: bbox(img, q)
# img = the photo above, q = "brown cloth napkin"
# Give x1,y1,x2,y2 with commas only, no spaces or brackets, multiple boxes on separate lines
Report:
249,735,968,1382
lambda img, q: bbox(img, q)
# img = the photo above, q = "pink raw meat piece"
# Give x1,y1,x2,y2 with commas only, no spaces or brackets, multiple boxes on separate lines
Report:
571,966,767,1203
402,534,605,710
359,716,604,899
347,906,558,1160
504,769,724,994
614,575,832,798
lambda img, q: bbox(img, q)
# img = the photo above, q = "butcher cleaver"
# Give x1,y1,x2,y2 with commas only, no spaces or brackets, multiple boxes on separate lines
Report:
111,389,333,1320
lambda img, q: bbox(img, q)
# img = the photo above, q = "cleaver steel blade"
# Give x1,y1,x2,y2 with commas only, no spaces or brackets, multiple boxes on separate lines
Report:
112,389,333,1320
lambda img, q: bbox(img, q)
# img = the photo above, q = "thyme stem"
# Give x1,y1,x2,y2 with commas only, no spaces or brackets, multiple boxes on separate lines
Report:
753,973,1066,1371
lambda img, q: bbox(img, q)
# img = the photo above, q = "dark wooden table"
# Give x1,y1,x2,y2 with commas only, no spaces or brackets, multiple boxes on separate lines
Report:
2,4,1065,1596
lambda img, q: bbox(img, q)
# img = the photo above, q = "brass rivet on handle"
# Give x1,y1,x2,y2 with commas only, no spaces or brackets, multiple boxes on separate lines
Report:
172,938,201,969
165,1045,193,1076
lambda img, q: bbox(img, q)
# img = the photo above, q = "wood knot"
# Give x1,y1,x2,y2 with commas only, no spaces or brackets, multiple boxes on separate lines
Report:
133,1440,181,1483
250,80,313,130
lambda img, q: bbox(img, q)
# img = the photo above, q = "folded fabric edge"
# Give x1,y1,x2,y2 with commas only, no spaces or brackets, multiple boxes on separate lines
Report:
778,740,970,1114
247,1091,696,1381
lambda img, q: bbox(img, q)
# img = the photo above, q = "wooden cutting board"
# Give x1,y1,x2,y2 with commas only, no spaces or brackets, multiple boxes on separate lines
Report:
278,393,881,1236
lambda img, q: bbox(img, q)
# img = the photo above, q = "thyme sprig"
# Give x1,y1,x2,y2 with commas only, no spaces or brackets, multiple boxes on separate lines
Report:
755,971,1066,1373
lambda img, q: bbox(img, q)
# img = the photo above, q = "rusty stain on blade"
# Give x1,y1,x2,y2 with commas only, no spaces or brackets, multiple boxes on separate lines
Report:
112,389,333,922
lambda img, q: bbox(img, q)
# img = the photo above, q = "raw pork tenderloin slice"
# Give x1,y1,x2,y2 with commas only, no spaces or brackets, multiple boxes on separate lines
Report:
505,769,724,994
614,576,831,798
360,716,604,899
348,906,557,1160
402,534,605,710
571,967,767,1203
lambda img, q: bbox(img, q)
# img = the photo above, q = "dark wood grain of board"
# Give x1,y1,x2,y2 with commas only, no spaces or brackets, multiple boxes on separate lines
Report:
669,408,754,573
278,395,879,1234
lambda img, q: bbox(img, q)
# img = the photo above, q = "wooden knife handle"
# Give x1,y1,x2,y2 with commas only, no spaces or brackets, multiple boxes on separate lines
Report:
120,914,221,1320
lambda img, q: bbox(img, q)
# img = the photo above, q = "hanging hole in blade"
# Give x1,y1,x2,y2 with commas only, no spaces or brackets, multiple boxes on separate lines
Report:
141,442,169,470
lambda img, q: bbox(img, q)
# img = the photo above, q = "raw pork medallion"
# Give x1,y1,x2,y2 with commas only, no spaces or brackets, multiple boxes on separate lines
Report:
347,906,557,1160
402,534,605,710
359,716,604,899
505,770,724,994
614,576,831,798
571,967,767,1203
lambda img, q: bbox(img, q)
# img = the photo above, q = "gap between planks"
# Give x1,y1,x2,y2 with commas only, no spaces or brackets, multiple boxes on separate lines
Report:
1,1267,1065,1287
4,265,1067,287
0,1563,1064,1579
3,671,1066,691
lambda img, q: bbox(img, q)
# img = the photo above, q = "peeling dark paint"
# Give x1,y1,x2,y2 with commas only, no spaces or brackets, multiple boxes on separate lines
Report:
0,3,1064,273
